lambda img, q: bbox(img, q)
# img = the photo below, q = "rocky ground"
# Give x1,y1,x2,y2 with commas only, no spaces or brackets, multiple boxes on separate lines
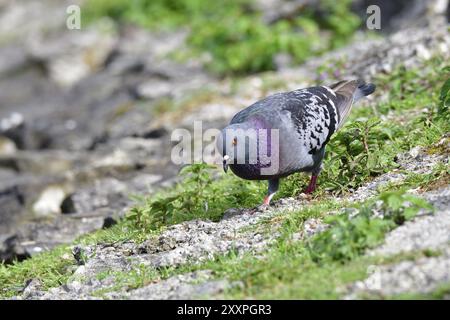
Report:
12,141,449,300
0,0,449,299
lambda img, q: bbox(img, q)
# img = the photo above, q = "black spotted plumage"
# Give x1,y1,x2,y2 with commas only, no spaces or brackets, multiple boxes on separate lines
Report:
281,86,339,155
217,80,376,205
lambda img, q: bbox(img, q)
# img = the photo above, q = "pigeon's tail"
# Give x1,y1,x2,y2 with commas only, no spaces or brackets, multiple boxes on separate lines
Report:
355,82,376,101
330,80,376,129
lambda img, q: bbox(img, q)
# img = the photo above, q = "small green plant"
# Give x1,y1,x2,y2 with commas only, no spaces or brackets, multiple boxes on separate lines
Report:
308,190,433,264
308,207,393,263
125,163,264,232
378,189,433,225
323,118,398,193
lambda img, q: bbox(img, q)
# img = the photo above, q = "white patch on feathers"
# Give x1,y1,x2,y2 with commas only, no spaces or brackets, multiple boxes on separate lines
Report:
322,85,336,97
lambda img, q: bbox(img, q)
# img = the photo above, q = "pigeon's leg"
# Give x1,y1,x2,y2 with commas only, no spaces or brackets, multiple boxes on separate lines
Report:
263,179,279,206
304,174,318,194
304,155,323,194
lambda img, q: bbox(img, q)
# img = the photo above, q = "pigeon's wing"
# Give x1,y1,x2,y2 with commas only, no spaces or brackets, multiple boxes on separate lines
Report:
286,81,376,154
283,86,340,155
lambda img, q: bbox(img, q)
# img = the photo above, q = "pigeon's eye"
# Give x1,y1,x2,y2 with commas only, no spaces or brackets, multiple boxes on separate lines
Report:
232,137,237,146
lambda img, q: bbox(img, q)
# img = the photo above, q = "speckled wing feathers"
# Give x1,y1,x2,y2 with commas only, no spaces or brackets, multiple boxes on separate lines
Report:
285,86,340,155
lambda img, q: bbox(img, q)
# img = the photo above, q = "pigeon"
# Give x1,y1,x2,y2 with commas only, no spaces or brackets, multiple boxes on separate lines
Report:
216,80,376,205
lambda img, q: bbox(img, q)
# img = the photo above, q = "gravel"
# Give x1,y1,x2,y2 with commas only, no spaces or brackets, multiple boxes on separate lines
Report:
344,146,448,203
346,247,450,298
345,186,450,299
371,188,450,257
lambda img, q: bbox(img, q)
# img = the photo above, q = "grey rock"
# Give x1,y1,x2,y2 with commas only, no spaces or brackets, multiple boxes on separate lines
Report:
2,0,450,301
0,112,24,132
371,187,450,257
13,215,105,256
0,0,68,42
259,0,316,24
0,234,30,264
0,185,25,234
22,279,44,300
125,271,231,300
64,178,128,215
347,248,450,298
32,185,68,217
345,186,450,298
0,136,17,156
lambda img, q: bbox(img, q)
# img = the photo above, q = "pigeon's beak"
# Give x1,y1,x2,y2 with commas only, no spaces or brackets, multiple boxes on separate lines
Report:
223,155,229,173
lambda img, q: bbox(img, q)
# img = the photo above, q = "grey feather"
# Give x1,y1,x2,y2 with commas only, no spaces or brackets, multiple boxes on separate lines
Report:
330,80,376,129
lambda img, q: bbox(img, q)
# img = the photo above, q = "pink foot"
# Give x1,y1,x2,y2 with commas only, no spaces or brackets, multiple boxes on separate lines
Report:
303,175,318,194
262,192,276,206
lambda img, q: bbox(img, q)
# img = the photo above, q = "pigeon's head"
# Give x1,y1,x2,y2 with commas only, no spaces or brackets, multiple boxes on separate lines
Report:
216,123,256,173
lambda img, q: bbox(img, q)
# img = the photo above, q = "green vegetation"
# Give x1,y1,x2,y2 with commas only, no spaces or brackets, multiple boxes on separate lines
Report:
0,246,73,297
125,163,265,234
308,190,433,264
84,0,360,75
1,57,449,299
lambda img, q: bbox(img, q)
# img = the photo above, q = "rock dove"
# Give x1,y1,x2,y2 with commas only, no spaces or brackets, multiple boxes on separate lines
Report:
216,80,376,205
